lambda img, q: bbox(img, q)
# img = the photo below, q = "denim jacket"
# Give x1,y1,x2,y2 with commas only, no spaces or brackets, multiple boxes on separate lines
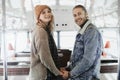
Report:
69,20,103,80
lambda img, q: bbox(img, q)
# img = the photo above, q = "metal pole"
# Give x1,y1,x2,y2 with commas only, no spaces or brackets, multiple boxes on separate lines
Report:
118,0,120,79
56,31,60,49
30,0,35,30
2,0,8,80
56,0,59,6
14,31,17,53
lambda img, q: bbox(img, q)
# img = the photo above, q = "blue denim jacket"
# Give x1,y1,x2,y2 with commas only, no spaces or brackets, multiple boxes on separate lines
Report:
69,20,103,80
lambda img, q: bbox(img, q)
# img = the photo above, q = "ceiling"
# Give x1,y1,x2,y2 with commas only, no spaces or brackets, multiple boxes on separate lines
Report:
0,0,119,31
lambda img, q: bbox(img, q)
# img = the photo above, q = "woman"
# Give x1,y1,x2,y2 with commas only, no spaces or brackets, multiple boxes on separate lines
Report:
29,5,63,80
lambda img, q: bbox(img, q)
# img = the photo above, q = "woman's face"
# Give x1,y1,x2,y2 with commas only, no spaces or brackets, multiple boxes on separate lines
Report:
39,8,53,24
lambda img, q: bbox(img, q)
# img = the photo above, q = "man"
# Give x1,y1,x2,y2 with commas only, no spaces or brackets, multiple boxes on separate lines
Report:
62,5,103,80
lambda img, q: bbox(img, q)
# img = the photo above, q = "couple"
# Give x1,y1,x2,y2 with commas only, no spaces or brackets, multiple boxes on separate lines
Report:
29,4,103,80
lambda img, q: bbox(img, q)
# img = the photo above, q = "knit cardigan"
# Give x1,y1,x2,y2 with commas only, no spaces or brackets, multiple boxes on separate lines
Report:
29,26,60,80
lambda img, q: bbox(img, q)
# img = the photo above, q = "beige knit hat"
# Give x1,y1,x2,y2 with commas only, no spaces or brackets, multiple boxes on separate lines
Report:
34,5,51,20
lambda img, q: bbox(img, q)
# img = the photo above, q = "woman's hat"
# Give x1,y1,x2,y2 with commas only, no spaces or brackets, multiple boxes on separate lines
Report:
34,5,50,20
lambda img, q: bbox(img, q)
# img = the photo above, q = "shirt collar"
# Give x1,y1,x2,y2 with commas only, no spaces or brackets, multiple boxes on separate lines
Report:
78,20,91,35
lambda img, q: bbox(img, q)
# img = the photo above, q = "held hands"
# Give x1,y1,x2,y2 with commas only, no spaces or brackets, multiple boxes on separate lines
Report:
60,67,70,80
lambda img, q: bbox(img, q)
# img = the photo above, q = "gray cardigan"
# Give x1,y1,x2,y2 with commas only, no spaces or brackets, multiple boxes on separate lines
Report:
29,27,60,80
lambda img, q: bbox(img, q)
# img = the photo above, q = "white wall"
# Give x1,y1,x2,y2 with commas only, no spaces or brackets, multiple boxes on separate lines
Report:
52,6,79,31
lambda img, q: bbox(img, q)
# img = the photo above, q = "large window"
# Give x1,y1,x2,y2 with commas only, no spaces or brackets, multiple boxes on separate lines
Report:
54,31,77,50
54,29,119,58
0,0,119,80
99,28,119,57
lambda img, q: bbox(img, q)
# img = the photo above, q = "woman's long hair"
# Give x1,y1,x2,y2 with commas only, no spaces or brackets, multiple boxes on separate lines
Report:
36,8,54,32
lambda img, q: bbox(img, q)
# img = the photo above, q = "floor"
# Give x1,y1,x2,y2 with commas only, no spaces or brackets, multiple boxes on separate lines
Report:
0,73,118,80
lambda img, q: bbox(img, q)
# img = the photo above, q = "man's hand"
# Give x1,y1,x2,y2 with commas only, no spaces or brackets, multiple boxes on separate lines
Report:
62,70,69,80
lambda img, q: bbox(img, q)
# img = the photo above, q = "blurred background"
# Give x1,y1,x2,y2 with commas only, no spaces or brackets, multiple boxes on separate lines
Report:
0,0,120,80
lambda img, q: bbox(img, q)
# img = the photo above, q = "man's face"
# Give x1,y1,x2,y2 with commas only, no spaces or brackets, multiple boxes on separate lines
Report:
73,7,87,26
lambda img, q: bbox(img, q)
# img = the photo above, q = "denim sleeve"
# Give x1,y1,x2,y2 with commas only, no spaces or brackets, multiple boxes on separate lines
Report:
70,29,100,78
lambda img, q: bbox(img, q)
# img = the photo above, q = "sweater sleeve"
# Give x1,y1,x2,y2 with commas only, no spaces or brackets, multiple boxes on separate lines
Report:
34,28,60,76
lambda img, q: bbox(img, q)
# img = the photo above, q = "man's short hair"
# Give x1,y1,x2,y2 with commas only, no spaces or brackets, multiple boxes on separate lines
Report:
73,5,87,14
